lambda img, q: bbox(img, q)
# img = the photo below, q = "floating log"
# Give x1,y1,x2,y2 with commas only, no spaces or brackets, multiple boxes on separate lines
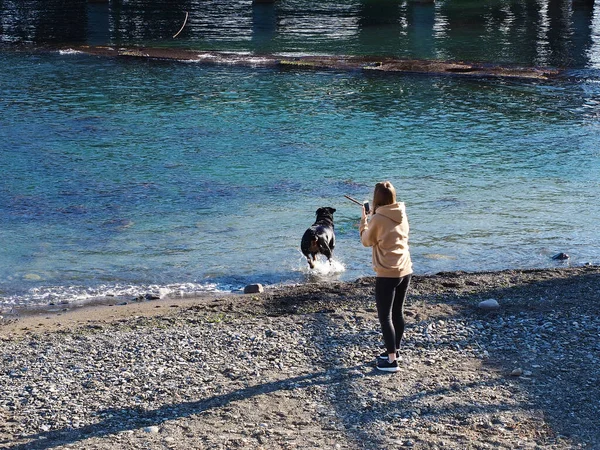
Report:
67,45,561,80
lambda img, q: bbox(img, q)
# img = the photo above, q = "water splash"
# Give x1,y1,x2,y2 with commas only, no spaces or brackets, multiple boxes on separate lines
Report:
302,257,346,280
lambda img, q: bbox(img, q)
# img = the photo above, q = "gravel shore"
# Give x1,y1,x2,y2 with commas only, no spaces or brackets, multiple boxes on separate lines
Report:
1,266,599,449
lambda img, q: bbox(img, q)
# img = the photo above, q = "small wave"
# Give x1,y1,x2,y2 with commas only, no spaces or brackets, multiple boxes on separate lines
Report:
191,53,272,66
275,52,334,58
0,282,226,311
58,49,83,55
423,253,457,261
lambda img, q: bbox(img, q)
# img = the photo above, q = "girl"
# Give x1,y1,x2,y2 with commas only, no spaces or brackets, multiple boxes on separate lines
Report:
360,181,413,372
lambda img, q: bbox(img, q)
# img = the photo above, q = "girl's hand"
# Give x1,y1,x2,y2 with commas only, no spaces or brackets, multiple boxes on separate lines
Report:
361,205,368,221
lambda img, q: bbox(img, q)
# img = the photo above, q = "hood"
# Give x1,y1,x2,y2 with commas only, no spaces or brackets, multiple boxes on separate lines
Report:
375,202,405,224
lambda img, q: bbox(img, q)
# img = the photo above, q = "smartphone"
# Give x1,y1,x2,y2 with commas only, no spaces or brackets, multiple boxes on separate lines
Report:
363,201,370,214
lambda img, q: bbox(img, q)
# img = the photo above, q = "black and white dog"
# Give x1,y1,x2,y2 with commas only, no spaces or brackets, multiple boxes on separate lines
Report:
300,207,336,269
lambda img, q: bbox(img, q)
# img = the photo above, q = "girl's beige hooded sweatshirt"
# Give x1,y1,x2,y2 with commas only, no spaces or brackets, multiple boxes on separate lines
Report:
359,202,413,278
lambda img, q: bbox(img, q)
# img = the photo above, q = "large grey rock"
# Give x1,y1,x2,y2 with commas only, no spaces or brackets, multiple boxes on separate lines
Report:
243,284,264,294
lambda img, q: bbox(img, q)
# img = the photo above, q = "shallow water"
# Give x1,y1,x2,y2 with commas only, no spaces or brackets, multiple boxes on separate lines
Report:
1,0,599,308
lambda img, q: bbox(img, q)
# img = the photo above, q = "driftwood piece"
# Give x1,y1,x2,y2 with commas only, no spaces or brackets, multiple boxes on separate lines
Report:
68,45,561,80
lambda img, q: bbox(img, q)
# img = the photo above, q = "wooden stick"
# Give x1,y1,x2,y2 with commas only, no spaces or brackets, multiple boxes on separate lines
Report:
344,195,362,206
173,12,189,38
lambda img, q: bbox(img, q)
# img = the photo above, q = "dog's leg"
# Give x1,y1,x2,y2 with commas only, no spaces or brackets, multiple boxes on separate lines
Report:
318,240,333,262
328,237,335,265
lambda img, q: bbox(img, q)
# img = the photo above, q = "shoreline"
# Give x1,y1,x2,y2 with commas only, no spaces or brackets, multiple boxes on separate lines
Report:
2,265,599,449
0,265,587,334
0,265,594,335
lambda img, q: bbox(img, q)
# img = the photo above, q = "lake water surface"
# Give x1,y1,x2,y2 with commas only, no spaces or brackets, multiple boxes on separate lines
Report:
1,0,599,309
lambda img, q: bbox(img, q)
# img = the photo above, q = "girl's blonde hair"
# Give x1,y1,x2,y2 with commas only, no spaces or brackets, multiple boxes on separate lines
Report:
372,181,397,213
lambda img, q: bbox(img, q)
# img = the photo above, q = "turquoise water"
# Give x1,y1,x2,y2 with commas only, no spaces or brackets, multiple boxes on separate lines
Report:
1,1,600,308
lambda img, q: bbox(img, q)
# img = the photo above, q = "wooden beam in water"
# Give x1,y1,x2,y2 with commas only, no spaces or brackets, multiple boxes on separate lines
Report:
68,45,561,81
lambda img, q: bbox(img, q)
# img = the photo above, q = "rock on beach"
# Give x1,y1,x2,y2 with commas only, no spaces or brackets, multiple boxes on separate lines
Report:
243,283,264,294
478,298,500,310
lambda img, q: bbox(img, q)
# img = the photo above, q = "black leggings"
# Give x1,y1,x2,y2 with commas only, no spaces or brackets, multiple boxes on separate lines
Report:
375,275,412,355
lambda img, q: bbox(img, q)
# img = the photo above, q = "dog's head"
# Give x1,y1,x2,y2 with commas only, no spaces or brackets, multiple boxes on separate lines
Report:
315,207,336,221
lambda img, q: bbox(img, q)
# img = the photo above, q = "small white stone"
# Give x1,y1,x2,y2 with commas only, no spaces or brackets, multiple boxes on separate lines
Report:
144,426,160,433
478,299,500,310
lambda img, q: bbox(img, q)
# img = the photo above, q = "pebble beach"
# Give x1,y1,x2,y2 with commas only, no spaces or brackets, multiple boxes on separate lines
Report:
1,266,600,449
